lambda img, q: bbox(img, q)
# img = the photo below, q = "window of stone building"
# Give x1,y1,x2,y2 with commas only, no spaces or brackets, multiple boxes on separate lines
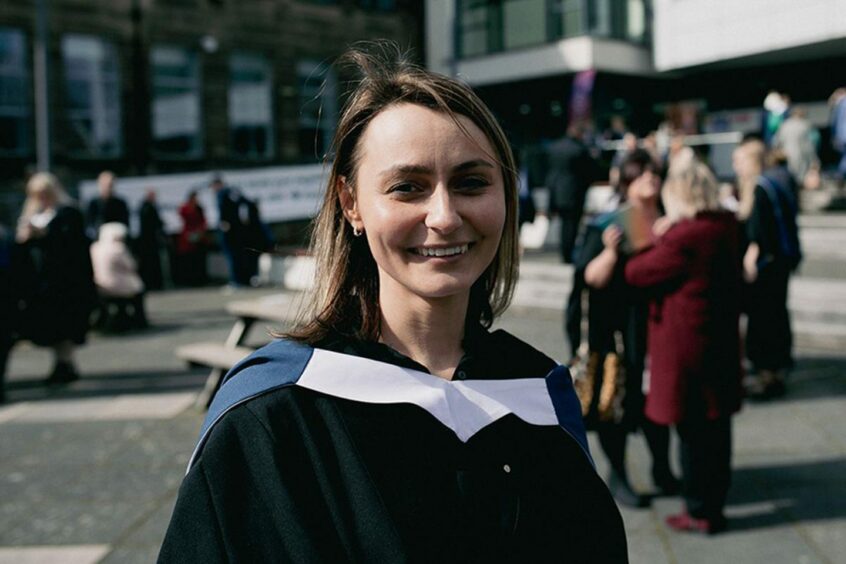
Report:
0,27,31,156
151,46,202,157
61,34,122,157
358,0,397,10
297,60,337,161
229,52,273,159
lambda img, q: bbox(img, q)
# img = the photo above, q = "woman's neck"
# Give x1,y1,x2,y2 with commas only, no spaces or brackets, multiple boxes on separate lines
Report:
378,285,468,380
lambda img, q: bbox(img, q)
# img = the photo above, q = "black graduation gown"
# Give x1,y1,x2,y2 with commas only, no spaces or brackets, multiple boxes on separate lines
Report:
159,331,628,563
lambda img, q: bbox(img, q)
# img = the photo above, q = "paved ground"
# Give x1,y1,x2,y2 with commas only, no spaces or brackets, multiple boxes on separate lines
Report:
1,246,844,562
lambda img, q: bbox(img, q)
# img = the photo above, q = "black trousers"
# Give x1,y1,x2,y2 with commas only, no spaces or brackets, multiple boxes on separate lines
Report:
746,263,793,371
677,417,732,520
557,207,584,264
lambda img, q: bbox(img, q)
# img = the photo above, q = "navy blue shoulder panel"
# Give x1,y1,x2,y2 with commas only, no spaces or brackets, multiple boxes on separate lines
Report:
545,365,594,467
188,339,314,471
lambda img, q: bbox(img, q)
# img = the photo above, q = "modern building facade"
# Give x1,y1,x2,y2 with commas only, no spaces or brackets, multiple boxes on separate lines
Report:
0,0,422,222
426,0,846,173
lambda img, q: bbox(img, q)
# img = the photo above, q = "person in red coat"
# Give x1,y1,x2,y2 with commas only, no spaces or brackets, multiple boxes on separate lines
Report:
625,153,742,535
175,191,208,286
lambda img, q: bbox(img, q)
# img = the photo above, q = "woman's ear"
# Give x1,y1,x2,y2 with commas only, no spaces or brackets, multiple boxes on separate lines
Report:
338,176,362,228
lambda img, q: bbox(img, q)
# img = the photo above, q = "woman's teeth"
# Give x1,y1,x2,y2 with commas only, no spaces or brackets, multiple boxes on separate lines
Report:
414,244,469,257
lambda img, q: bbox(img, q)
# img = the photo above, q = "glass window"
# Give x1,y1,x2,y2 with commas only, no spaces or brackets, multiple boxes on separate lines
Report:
61,35,122,157
626,0,647,42
229,53,273,159
0,27,30,156
503,0,547,49
297,60,337,160
459,0,501,57
151,46,201,157
588,0,611,37
559,0,585,38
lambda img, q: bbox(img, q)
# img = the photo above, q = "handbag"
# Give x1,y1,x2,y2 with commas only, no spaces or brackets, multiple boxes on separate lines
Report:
568,288,626,424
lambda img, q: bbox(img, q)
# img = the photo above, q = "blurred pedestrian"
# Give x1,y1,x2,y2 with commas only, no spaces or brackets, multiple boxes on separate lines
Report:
609,132,638,188
569,149,678,508
175,190,208,286
14,173,96,384
210,174,261,287
773,107,820,190
0,222,13,403
761,91,790,147
85,171,129,240
625,156,742,535
733,138,801,399
830,87,846,183
545,123,599,263
160,43,627,562
137,189,167,290
90,222,148,331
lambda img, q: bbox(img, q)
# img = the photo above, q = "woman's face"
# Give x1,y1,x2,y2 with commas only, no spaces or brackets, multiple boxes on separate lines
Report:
33,189,55,210
344,103,506,304
732,148,758,180
627,168,661,203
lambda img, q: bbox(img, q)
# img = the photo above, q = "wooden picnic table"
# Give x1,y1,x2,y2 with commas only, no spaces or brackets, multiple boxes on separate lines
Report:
177,292,301,408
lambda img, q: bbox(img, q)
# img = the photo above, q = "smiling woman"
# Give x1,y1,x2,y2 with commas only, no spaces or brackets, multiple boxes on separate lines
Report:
159,42,628,563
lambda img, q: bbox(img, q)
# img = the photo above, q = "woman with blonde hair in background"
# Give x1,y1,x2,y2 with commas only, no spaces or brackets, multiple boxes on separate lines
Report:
625,157,743,534
14,172,96,384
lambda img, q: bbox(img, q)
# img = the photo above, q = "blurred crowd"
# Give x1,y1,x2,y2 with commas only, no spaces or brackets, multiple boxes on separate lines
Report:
0,170,272,403
524,88,838,534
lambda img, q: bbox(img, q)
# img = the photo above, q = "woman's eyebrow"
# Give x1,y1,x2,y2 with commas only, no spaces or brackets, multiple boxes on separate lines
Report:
453,159,494,172
379,159,494,180
379,164,431,179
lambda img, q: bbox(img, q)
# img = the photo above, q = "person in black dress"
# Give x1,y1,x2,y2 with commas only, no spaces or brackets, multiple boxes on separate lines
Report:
14,173,96,384
570,149,679,508
159,43,627,563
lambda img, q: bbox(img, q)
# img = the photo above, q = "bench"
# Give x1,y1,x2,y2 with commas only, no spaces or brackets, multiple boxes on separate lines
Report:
177,292,302,409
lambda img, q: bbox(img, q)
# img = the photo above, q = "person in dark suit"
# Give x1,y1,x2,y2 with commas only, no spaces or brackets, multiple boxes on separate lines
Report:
137,189,167,290
85,171,129,240
545,124,598,263
210,174,252,287
625,154,743,535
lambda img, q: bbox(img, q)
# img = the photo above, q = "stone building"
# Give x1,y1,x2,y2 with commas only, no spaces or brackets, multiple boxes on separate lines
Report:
0,0,422,221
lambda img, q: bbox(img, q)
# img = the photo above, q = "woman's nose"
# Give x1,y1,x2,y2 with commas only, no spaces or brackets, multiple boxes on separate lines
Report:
424,188,462,233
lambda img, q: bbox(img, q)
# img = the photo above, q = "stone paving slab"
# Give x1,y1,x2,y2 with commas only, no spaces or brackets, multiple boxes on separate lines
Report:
0,546,110,564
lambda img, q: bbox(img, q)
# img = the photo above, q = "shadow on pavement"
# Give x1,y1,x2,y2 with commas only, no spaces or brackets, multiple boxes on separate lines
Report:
4,368,207,404
774,356,846,402
724,457,846,531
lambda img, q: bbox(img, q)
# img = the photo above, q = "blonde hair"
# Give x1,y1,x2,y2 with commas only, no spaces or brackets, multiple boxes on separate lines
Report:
286,42,519,344
733,139,765,220
19,172,72,225
662,155,721,221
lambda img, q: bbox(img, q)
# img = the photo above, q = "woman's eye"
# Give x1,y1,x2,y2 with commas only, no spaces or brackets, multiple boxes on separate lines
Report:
388,182,420,195
457,176,490,191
